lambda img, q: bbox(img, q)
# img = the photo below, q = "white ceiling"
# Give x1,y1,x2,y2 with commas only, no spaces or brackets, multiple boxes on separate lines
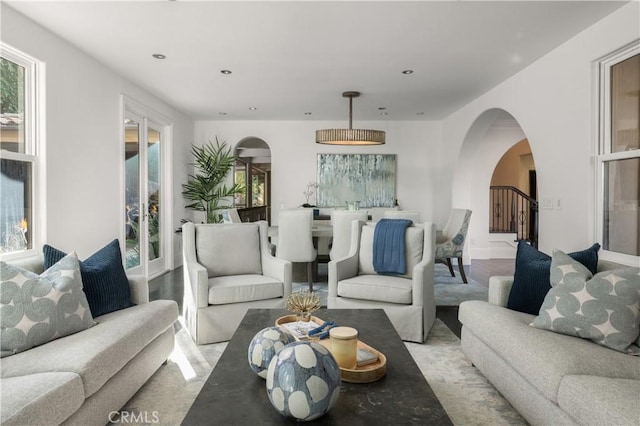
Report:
5,1,629,121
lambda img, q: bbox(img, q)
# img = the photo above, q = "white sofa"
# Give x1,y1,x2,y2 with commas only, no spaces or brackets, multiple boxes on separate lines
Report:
1,255,179,426
458,260,640,426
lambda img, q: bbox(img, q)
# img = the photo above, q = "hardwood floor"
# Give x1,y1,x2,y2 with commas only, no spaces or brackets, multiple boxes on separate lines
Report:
149,258,516,340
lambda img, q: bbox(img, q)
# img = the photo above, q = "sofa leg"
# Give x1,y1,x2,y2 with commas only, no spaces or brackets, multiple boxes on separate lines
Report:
162,359,168,366
457,256,468,284
445,258,455,277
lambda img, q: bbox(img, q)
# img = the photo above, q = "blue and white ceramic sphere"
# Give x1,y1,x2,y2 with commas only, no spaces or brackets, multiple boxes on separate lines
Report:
266,341,341,421
248,326,296,379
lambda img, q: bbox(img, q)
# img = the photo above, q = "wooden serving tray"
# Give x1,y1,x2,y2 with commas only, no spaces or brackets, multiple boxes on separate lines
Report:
275,315,387,383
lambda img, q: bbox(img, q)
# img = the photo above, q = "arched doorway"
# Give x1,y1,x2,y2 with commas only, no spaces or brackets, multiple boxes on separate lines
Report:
233,137,272,223
451,108,535,261
489,139,538,257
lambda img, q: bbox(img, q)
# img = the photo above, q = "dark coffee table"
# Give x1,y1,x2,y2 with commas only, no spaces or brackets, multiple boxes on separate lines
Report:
183,308,452,425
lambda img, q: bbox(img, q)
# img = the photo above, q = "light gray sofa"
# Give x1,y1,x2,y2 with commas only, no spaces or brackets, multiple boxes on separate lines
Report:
1,255,179,426
459,260,640,426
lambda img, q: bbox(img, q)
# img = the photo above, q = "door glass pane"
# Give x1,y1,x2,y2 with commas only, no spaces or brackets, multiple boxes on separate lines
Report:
234,159,247,208
252,166,266,207
125,119,140,269
603,158,639,256
610,54,639,153
148,127,161,261
0,57,26,153
0,159,31,253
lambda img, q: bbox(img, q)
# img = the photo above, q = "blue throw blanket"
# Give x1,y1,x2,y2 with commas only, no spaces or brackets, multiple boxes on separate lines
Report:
373,218,413,275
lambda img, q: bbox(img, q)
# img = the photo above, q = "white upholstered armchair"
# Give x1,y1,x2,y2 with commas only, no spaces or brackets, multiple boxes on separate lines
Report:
182,221,292,344
328,220,436,343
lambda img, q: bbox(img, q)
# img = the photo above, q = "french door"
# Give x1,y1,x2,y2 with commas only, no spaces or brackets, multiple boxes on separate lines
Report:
123,108,167,278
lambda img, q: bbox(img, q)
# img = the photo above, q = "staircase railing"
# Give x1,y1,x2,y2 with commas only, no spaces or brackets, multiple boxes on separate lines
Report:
489,186,538,248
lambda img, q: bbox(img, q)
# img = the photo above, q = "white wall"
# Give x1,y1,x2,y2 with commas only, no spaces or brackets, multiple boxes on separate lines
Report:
443,2,639,258
1,5,193,268
193,120,446,226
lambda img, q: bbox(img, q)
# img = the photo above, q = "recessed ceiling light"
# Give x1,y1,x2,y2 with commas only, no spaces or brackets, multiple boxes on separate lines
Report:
249,107,257,111
304,112,312,115
416,112,425,116
380,112,389,116
378,107,387,110
152,54,166,59
401,70,414,74
219,112,227,115
220,70,232,75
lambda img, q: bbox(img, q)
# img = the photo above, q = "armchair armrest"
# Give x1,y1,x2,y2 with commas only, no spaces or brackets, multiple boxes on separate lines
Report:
262,252,292,298
488,276,514,307
128,276,149,304
413,222,436,308
328,254,359,298
182,222,210,309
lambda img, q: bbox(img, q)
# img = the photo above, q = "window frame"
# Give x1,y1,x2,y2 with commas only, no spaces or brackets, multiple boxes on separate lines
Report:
0,43,45,260
595,40,640,265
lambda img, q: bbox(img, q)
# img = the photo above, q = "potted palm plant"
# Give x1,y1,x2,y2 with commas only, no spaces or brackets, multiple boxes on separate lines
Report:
182,138,244,223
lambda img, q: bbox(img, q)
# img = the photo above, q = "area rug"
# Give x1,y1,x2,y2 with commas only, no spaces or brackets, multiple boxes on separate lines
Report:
292,263,488,307
117,319,525,425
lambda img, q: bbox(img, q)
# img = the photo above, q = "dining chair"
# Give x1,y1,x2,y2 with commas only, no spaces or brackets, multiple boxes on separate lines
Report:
329,210,369,261
220,208,242,223
435,209,472,283
276,209,317,291
383,210,421,223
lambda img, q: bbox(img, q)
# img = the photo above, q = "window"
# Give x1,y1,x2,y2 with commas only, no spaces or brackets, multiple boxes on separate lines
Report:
0,44,42,257
597,42,639,262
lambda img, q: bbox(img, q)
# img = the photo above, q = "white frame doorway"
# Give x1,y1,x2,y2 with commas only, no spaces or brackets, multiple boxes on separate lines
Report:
121,96,173,279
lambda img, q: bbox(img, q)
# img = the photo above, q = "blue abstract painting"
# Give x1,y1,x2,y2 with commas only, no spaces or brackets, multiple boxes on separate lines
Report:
317,154,396,208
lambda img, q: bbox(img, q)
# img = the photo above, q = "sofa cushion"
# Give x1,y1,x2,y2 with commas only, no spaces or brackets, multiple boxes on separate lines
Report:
532,250,640,354
338,274,412,304
506,242,600,315
196,224,262,278
459,300,640,402
0,300,178,398
359,223,423,279
1,253,95,358
44,240,134,317
0,372,84,426
208,275,283,305
558,375,640,426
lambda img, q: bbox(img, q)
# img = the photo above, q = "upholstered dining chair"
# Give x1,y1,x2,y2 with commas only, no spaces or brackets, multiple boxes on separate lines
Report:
182,221,292,344
383,210,421,223
276,209,317,291
328,220,437,342
220,208,242,223
435,209,472,284
330,210,369,261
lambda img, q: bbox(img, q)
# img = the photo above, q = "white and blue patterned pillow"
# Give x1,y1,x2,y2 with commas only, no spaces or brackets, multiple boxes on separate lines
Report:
1,252,95,357
531,250,640,354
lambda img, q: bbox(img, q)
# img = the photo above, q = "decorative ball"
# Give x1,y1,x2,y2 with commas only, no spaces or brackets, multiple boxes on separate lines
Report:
266,341,341,421
248,326,296,379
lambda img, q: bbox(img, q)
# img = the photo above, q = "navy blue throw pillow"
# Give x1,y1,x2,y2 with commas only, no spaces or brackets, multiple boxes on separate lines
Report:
506,241,600,315
43,239,134,317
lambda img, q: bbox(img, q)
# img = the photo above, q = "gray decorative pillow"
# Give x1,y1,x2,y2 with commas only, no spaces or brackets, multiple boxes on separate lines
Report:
1,252,95,357
531,250,640,354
